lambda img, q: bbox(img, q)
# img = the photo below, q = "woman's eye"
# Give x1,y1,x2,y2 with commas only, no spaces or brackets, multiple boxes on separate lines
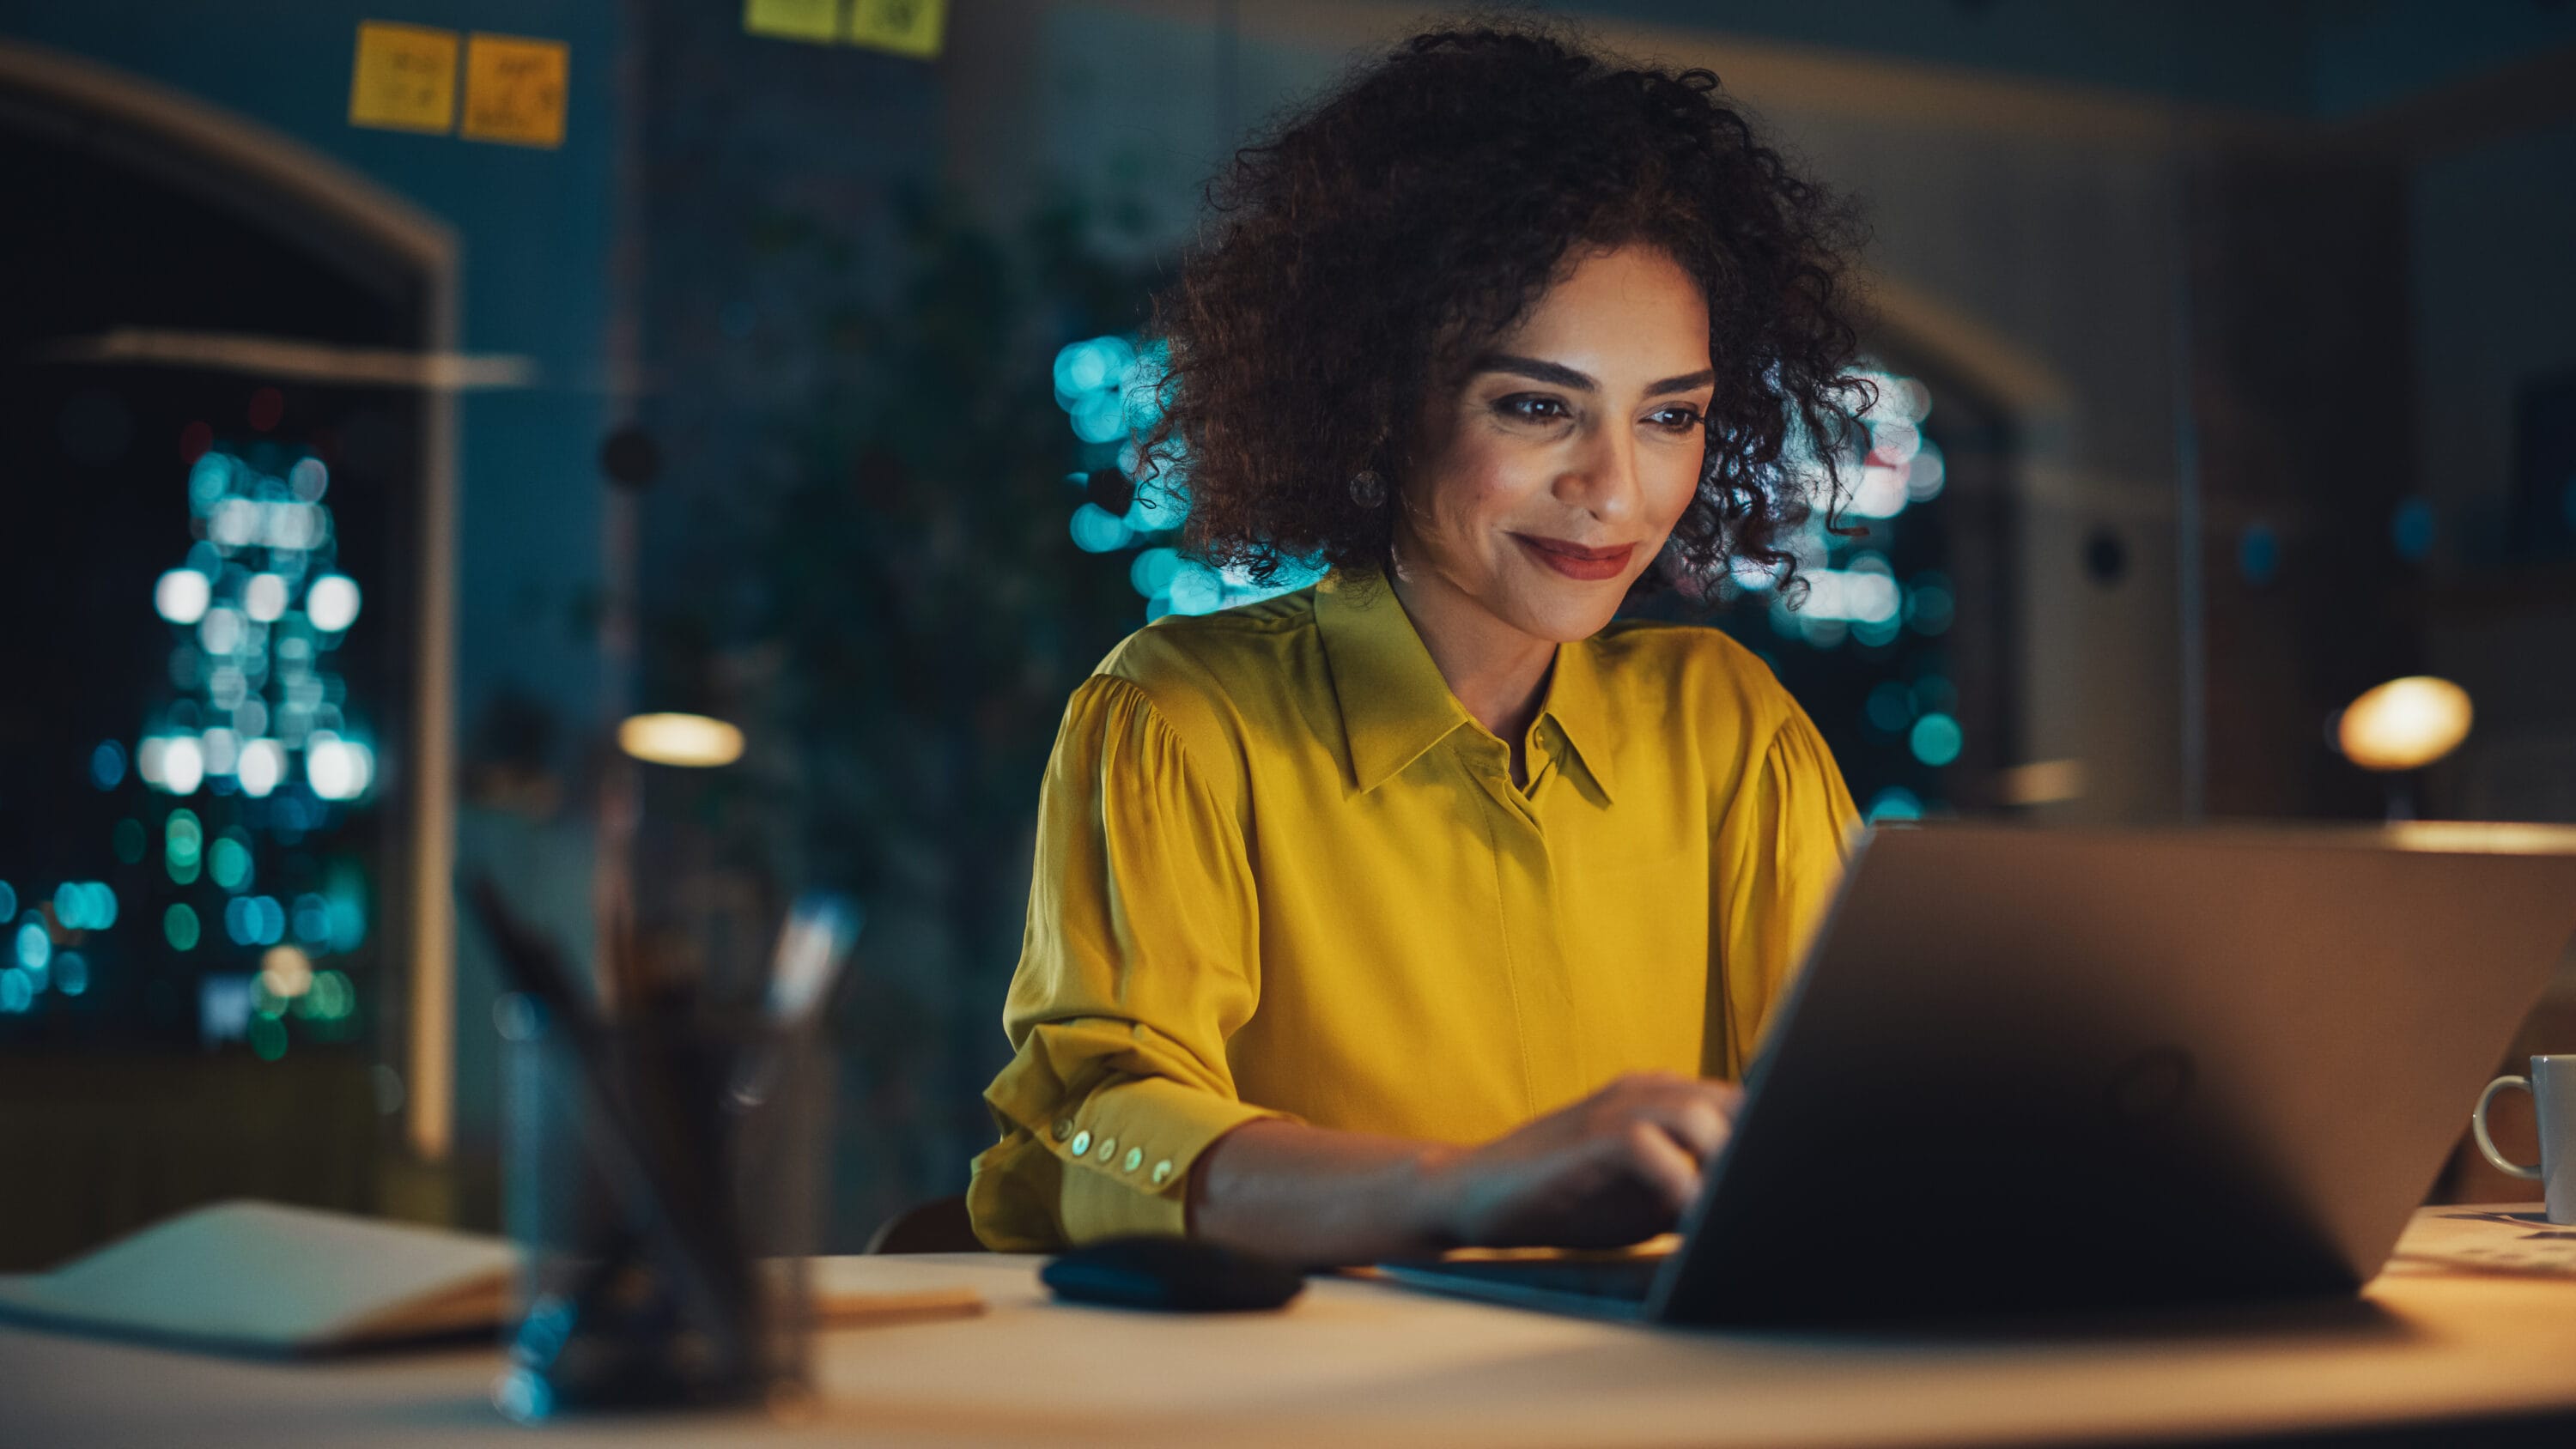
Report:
1493,394,1571,424
1647,406,1705,433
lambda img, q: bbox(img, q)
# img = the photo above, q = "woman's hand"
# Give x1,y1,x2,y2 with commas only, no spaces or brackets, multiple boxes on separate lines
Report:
1421,1071,1744,1250
1188,1071,1743,1264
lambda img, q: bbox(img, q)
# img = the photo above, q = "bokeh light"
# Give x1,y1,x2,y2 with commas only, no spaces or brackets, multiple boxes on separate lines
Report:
1068,503,1129,553
155,734,204,795
258,943,313,1000
247,1014,287,1062
292,893,331,945
242,572,288,622
304,731,376,798
1905,576,1955,635
52,882,117,931
154,568,211,625
1864,681,1917,734
164,903,201,950
2337,676,2473,771
1865,785,1924,822
200,727,240,778
613,715,740,770
306,574,361,633
237,737,285,797
223,894,286,947
15,920,51,972
2391,497,2435,561
209,833,252,893
305,968,355,1022
2238,524,2280,585
1910,712,1964,767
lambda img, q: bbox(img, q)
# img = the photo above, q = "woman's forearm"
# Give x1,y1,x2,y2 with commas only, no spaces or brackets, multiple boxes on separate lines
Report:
1187,1118,1461,1265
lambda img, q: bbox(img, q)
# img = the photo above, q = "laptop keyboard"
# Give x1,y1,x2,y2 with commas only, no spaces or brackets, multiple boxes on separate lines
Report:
1392,1254,1664,1302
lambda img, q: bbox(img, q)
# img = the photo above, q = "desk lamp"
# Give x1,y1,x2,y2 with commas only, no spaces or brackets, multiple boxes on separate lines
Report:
617,712,745,768
2336,676,2472,821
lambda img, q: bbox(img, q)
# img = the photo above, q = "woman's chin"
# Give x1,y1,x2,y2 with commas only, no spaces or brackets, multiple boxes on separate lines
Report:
1501,579,1631,643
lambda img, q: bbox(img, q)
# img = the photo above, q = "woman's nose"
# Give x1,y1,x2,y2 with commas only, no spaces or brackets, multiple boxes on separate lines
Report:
1556,425,1642,523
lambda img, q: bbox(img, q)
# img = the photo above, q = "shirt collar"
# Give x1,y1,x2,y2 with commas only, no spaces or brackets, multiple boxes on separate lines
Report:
1536,623,1619,803
1313,572,1618,801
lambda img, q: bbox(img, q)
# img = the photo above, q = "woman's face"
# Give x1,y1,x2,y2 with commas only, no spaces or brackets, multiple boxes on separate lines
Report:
1394,245,1715,645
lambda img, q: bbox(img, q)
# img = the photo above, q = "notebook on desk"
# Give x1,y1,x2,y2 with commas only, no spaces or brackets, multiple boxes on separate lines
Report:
0,1201,513,1355
1378,822,2576,1327
0,1199,984,1357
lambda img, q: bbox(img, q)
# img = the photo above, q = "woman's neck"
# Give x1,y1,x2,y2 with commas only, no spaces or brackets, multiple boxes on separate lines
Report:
1384,559,1557,756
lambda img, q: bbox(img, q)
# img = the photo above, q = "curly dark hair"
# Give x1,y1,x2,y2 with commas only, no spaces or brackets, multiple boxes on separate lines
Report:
1137,21,1872,598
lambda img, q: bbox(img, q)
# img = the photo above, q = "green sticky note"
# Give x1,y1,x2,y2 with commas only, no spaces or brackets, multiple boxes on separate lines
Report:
847,0,945,58
744,0,841,43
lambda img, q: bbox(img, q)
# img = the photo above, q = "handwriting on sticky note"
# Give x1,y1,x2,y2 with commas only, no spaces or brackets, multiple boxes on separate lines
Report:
847,0,945,58
461,33,569,149
349,21,459,134
744,0,841,44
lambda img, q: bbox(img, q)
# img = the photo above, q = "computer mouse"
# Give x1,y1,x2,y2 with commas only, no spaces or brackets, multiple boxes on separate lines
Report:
1041,1235,1306,1312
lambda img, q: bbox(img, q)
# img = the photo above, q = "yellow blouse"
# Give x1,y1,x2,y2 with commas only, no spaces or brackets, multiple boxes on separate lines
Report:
967,571,1860,1250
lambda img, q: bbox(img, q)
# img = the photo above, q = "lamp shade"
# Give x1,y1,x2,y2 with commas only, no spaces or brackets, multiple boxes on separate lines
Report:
616,712,744,768
2337,676,2472,773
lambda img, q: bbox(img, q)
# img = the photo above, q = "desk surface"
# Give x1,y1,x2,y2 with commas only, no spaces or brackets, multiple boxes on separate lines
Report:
4,1206,2573,1449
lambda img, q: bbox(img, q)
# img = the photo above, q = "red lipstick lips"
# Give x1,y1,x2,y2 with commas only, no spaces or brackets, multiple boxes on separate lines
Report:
1512,533,1635,582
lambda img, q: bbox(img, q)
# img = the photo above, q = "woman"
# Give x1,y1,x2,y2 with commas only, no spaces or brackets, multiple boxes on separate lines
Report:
969,25,1868,1263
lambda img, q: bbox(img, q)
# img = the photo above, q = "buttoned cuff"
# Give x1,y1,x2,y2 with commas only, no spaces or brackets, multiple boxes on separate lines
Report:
1053,1076,1290,1241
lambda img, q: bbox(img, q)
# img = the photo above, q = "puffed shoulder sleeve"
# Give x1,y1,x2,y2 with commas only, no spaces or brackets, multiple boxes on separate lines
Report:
1710,704,1862,1077
966,673,1289,1250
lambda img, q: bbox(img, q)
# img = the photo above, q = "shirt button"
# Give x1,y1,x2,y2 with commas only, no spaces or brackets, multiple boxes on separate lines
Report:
1097,1136,1117,1162
1121,1146,1143,1173
1069,1131,1091,1156
1052,1119,1073,1141
1151,1160,1174,1185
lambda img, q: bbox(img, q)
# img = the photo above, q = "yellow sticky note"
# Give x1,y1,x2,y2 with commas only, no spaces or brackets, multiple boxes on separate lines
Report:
744,0,841,43
460,33,568,149
349,21,459,134
846,0,945,58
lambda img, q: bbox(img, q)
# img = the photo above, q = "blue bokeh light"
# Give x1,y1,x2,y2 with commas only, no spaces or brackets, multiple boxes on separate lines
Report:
1910,712,1964,768
1069,504,1130,554
16,920,52,972
1865,786,1924,822
2238,524,2279,585
2391,497,2435,561
91,740,128,790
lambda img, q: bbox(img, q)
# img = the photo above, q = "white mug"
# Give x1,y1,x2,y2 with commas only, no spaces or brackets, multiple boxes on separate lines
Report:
2472,1054,2576,1226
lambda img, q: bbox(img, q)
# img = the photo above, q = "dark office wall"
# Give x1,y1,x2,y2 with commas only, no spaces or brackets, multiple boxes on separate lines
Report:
2184,147,2417,821
2411,112,2576,823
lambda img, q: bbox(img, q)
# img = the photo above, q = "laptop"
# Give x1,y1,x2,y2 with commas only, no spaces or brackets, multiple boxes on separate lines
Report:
1376,822,2576,1326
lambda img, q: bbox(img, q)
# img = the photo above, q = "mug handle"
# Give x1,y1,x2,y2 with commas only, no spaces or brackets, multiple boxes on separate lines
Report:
2472,1076,2546,1181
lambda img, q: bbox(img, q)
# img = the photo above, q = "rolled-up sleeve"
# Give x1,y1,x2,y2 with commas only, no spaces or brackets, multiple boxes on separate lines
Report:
967,674,1290,1250
1710,708,1862,1077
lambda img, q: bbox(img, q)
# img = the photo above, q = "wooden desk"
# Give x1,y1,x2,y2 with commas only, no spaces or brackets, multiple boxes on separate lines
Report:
3,1207,2572,1448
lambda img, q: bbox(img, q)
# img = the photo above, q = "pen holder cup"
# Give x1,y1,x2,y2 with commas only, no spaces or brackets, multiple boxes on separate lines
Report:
497,1003,831,1420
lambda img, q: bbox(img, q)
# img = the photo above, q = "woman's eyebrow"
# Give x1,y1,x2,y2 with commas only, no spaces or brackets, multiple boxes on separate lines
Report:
1471,354,1716,397
1644,367,1717,397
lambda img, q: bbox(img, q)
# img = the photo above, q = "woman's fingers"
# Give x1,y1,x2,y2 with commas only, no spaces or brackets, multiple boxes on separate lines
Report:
1601,1074,1743,1164
1616,1118,1704,1215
